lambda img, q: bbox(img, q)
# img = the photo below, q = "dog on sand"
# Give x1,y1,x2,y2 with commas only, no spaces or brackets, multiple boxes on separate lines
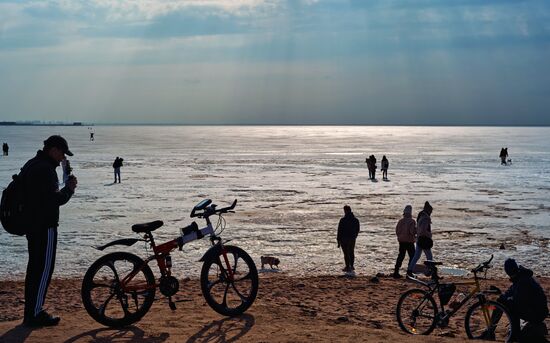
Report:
260,256,280,269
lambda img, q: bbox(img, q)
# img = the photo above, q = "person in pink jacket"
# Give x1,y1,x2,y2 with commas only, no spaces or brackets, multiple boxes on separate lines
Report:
393,205,416,278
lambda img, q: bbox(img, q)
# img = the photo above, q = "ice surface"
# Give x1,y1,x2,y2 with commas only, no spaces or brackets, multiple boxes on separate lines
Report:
0,126,548,279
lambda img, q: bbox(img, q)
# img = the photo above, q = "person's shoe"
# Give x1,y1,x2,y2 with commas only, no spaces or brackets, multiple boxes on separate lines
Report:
406,271,415,278
342,266,349,272
24,311,60,327
392,272,402,279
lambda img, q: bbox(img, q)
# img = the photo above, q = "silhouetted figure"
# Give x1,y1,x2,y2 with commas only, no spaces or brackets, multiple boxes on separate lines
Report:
113,157,123,183
2,142,8,156
484,259,549,342
393,205,416,278
365,157,373,179
407,201,434,277
90,132,94,141
337,205,360,273
370,155,377,180
22,135,77,327
381,155,389,181
500,147,508,165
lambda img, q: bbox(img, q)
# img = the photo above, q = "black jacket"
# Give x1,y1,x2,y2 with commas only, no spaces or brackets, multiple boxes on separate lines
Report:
22,150,74,233
337,212,360,242
501,266,549,323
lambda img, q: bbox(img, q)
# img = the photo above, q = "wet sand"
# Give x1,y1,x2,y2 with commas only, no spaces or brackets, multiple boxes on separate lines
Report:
1,273,549,342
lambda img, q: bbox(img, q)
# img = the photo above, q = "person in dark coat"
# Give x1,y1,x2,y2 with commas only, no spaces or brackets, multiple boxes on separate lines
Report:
2,142,8,156
497,259,548,342
337,205,360,273
113,157,123,183
393,205,416,278
21,135,77,327
370,155,377,180
381,155,389,181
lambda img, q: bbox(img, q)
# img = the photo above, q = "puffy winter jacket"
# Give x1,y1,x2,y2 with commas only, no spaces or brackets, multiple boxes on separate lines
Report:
396,215,416,243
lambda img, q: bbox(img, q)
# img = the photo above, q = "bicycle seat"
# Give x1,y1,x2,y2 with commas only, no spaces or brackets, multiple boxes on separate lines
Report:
132,220,164,233
424,260,442,267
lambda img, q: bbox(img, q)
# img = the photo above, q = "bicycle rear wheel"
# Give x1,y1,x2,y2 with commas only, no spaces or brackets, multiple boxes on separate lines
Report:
81,252,156,327
465,300,514,341
396,288,438,335
200,245,258,316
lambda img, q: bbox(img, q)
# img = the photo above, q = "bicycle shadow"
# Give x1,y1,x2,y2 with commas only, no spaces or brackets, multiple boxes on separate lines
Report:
64,326,169,343
0,324,33,343
185,314,255,343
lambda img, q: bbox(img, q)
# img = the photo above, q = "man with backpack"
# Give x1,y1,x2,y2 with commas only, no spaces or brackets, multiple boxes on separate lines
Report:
20,135,78,326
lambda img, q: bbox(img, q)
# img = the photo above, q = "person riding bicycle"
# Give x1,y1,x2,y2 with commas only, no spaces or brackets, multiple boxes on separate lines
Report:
497,259,548,342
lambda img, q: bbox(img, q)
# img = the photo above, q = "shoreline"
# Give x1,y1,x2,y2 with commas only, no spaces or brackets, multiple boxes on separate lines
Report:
1,274,549,342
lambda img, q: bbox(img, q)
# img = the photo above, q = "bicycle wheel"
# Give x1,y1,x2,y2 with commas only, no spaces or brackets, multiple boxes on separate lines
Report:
200,245,258,316
396,288,438,335
465,300,514,341
81,252,156,327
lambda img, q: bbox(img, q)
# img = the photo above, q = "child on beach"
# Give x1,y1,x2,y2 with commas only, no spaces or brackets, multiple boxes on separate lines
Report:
393,205,416,278
407,201,433,277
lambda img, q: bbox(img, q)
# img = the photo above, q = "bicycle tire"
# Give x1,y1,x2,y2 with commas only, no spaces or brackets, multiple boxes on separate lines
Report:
396,288,438,335
465,300,514,341
200,245,258,316
81,252,156,327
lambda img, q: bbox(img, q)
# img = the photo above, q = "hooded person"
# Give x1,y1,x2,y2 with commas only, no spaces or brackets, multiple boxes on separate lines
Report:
393,205,416,278
407,201,434,277
498,259,549,342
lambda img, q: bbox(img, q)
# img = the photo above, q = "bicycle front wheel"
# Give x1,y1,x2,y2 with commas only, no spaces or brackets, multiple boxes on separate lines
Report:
81,252,156,327
465,300,514,341
396,288,438,335
200,245,259,316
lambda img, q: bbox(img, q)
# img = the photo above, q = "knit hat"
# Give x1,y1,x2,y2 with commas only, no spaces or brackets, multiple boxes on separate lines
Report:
403,205,412,215
504,258,519,277
423,201,433,214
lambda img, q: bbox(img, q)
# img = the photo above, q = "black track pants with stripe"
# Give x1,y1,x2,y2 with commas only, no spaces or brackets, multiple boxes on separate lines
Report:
24,228,57,319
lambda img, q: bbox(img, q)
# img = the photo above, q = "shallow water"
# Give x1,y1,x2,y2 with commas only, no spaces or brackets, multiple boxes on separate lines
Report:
0,126,548,279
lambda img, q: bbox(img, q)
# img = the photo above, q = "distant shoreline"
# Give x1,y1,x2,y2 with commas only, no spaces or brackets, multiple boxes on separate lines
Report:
0,122,90,126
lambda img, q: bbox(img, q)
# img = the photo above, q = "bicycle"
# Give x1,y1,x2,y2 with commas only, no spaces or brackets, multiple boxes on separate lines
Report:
81,199,259,327
396,255,515,341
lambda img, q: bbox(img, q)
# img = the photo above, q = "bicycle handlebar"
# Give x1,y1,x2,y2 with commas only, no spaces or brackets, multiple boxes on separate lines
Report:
191,199,237,218
471,254,494,273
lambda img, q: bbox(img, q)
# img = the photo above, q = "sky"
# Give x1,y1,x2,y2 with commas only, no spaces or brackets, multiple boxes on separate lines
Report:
0,0,549,125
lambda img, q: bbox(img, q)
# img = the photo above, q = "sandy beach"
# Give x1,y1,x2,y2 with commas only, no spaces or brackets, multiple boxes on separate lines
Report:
1,273,549,342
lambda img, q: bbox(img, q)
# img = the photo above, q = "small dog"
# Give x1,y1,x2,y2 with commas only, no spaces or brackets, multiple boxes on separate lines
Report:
260,256,280,269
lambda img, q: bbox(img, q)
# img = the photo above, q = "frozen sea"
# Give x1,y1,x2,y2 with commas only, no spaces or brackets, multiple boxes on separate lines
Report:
0,126,549,279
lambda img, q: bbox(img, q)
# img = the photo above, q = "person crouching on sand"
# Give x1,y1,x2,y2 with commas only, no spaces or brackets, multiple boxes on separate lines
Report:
337,205,360,273
393,205,416,278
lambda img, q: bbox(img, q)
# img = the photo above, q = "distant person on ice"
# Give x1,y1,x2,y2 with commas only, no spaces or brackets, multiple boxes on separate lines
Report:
500,147,508,165
370,155,377,180
337,205,360,273
365,157,373,179
2,142,8,156
113,157,123,183
381,155,389,181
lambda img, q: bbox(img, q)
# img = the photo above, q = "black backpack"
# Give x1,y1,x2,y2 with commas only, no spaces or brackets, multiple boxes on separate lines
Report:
0,174,27,235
